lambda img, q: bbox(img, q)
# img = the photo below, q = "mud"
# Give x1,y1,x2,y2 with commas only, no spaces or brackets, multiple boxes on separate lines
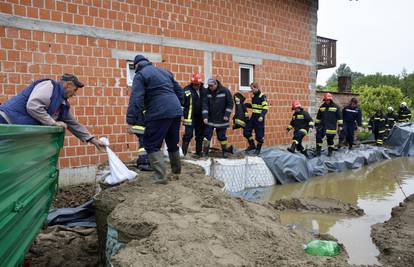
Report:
52,183,97,208
94,162,350,267
270,198,365,216
371,194,414,267
25,226,99,267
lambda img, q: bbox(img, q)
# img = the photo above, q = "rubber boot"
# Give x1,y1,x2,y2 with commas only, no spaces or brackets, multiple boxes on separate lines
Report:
316,145,321,157
255,143,262,155
287,143,297,153
348,143,353,151
221,144,228,158
300,149,309,158
168,151,181,174
195,140,203,158
328,147,333,157
202,139,210,157
148,151,167,184
136,154,153,171
181,141,190,156
245,139,256,153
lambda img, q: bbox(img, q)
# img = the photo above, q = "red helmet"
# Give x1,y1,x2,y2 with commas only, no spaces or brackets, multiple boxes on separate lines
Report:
323,93,333,101
291,100,301,110
191,72,203,85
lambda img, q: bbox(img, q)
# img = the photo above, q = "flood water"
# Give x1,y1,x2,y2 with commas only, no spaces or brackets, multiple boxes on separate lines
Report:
250,157,414,266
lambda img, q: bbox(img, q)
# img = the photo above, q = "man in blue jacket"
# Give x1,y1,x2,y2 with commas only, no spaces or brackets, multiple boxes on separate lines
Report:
339,98,362,150
0,73,105,150
126,55,184,184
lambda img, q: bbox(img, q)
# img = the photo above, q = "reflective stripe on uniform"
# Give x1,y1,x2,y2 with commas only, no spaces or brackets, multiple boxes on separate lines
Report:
326,129,337,134
292,140,299,144
132,125,145,134
299,129,308,135
252,109,262,114
328,107,337,111
235,119,246,126
220,140,228,145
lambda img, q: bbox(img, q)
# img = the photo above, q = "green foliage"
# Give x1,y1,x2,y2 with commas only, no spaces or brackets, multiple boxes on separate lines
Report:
358,85,411,117
353,73,402,91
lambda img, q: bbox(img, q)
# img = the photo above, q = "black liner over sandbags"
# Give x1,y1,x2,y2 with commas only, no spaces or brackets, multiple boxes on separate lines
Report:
386,123,414,157
260,145,390,185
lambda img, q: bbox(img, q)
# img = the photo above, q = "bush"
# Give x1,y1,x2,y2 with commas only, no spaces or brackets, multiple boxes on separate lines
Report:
357,85,411,118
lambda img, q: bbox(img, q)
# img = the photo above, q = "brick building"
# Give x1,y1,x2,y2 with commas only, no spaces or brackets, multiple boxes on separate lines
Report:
0,0,323,178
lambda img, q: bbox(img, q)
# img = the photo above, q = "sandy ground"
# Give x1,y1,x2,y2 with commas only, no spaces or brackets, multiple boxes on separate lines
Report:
94,162,350,267
271,198,365,216
371,194,414,267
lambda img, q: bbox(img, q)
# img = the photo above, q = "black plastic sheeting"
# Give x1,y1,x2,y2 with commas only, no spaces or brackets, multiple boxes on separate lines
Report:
386,123,414,157
47,200,96,228
259,123,414,185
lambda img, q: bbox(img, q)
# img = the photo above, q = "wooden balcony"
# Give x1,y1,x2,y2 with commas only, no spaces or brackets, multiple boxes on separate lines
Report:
317,36,336,70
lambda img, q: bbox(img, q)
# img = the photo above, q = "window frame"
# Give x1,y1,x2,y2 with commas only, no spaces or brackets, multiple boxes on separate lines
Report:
239,63,254,92
126,61,135,87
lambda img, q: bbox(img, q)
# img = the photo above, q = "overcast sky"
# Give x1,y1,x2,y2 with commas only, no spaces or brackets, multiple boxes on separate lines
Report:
316,0,414,85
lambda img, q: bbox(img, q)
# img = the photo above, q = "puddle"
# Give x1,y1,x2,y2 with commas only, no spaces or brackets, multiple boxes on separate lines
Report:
244,157,414,266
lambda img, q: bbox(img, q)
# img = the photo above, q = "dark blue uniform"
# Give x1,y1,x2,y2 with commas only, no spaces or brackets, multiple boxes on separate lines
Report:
126,61,183,154
315,101,343,155
369,111,386,146
287,108,314,153
243,91,268,144
340,104,362,149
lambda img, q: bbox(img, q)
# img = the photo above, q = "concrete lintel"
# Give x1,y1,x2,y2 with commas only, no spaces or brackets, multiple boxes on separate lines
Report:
0,13,312,67
59,166,97,187
232,55,263,65
111,49,162,63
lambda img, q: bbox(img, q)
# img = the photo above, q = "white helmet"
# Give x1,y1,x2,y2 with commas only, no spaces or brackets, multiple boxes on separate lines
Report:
387,106,393,112
401,102,407,107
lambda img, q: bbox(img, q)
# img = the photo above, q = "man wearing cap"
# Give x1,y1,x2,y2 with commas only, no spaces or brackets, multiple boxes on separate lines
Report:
202,78,234,157
0,74,105,150
181,72,206,157
126,54,184,184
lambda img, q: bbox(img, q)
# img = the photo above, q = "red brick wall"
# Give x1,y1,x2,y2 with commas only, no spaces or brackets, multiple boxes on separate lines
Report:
315,91,360,109
0,0,316,168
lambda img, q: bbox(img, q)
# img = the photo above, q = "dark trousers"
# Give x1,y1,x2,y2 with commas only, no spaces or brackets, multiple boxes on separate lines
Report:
144,117,181,154
182,117,204,143
316,128,335,148
373,130,385,145
341,122,355,146
204,126,228,145
0,115,8,124
243,117,265,143
292,130,306,151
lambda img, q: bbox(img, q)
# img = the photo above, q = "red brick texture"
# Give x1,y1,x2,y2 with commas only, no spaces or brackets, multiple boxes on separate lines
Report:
0,0,315,168
315,91,360,110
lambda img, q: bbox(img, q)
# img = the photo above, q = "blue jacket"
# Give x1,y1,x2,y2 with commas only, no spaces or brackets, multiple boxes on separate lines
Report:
342,104,362,127
126,61,183,124
0,79,69,125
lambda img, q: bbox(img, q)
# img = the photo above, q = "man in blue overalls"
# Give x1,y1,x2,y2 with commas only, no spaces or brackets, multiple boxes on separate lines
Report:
340,98,362,150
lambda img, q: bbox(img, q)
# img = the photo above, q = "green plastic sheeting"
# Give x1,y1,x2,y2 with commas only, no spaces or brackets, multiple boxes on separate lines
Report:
0,125,64,267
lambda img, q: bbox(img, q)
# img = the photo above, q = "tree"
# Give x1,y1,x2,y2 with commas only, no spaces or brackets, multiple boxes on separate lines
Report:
359,85,411,118
353,73,402,91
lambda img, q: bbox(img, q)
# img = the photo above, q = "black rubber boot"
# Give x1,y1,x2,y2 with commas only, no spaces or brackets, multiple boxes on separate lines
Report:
148,151,167,184
287,143,297,153
136,154,153,171
255,143,262,155
181,141,190,156
168,151,181,174
245,139,256,153
300,149,309,158
202,139,210,157
195,140,203,157
328,147,333,157
316,145,321,157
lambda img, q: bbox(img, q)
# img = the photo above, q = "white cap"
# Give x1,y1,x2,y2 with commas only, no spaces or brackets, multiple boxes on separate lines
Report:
388,106,393,112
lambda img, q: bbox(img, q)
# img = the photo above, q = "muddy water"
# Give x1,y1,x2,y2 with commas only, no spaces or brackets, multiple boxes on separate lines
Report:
256,157,414,266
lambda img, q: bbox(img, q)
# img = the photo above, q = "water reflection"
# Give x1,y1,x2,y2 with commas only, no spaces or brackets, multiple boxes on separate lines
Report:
243,158,414,266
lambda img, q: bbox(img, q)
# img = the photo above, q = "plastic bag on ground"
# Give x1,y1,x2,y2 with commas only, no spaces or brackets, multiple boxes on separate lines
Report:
100,137,137,185
304,240,340,256
162,142,184,157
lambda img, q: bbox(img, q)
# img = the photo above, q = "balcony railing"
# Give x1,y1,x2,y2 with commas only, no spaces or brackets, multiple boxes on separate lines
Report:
317,36,336,70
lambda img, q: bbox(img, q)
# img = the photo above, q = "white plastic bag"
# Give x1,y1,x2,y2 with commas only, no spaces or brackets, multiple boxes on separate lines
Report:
100,137,137,185
162,142,184,157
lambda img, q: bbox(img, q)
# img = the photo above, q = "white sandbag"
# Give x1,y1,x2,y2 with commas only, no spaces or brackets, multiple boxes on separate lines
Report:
184,159,212,176
100,137,137,185
162,142,184,157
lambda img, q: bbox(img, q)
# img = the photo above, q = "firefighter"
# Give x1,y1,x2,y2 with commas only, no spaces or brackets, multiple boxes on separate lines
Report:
397,102,412,122
202,78,234,158
369,108,386,146
243,82,268,155
130,124,152,171
339,98,362,150
385,106,398,139
181,72,206,157
315,93,343,156
232,92,249,130
287,100,314,157
126,55,183,184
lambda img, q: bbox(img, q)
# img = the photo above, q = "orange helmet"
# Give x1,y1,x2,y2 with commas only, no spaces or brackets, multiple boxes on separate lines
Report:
291,100,301,110
191,72,203,85
323,93,333,101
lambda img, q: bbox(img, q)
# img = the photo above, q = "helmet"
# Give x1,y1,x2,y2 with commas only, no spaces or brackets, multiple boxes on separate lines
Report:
401,102,407,107
387,106,394,112
291,100,301,110
323,93,333,101
191,72,203,85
